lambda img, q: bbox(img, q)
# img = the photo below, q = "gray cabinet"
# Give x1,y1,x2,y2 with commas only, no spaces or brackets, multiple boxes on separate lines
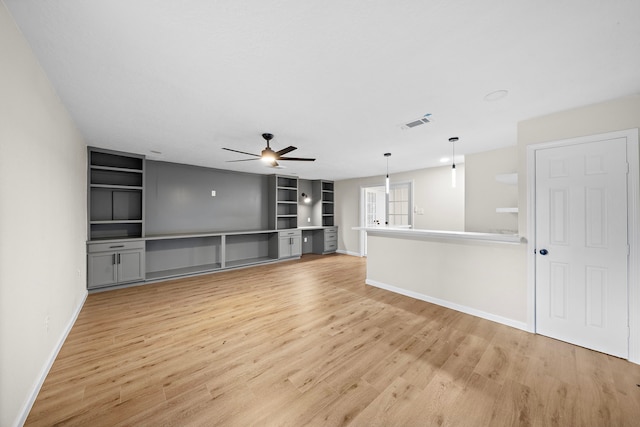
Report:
279,230,302,259
88,240,145,289
311,226,338,254
323,227,338,253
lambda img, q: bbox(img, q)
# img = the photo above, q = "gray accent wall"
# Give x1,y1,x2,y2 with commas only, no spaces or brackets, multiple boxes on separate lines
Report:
298,179,314,226
145,161,270,235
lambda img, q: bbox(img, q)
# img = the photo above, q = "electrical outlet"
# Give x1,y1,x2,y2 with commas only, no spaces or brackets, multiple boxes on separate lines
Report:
304,237,308,243
307,217,311,222
45,316,50,333
211,190,216,197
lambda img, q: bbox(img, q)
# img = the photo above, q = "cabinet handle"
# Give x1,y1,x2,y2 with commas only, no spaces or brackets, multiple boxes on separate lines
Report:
112,254,116,265
117,253,121,264
110,245,125,249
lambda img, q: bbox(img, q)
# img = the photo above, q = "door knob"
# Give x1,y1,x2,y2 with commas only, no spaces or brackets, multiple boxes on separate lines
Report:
539,249,548,255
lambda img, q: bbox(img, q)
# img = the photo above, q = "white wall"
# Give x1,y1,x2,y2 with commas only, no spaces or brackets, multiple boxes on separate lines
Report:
0,3,87,426
518,94,640,238
335,164,465,255
366,234,527,328
465,146,518,234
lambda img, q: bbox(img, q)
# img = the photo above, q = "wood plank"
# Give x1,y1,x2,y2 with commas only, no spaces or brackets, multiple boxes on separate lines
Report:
24,254,640,426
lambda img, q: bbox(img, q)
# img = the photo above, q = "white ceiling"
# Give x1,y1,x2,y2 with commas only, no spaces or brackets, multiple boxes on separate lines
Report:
5,0,640,180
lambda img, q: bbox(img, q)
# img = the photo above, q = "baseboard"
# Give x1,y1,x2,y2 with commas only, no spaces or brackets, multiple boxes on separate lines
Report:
14,290,88,427
365,279,528,332
336,249,363,257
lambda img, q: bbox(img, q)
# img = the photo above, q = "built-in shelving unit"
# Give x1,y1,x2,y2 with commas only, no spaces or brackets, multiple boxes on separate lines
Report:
270,175,298,229
87,152,338,290
88,148,145,240
321,180,335,227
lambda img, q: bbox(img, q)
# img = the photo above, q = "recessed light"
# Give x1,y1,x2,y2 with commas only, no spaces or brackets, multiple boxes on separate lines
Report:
440,157,450,163
150,150,162,154
484,90,509,102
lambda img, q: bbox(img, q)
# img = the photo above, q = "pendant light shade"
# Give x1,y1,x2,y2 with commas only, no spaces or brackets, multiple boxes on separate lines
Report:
449,137,458,188
384,153,391,194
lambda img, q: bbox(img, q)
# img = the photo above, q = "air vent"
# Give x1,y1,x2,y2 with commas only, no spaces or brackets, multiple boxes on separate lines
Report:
401,114,432,130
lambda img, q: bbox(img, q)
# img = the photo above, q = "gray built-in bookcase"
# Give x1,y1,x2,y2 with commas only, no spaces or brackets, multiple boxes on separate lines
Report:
269,175,299,230
87,149,336,290
88,148,145,240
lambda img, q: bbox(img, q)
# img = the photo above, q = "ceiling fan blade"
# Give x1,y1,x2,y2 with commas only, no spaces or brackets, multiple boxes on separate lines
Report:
226,158,260,162
275,146,297,156
279,157,316,162
222,147,260,157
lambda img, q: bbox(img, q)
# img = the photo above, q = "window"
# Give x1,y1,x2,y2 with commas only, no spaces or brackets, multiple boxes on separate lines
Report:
388,182,411,227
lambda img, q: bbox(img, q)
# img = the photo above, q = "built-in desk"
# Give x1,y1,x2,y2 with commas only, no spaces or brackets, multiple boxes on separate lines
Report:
89,226,339,291
145,229,281,281
356,226,529,331
299,226,338,254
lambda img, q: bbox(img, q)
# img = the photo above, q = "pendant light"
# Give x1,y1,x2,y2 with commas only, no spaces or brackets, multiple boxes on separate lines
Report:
384,153,391,225
449,137,458,188
384,153,391,194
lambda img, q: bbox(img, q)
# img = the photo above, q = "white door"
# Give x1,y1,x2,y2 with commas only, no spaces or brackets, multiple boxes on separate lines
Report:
535,137,628,358
361,186,386,256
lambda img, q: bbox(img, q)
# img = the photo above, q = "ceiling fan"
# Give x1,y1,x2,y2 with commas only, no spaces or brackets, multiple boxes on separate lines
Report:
222,133,316,167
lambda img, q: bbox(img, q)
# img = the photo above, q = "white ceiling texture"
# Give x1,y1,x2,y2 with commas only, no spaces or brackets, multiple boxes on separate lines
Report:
5,0,640,180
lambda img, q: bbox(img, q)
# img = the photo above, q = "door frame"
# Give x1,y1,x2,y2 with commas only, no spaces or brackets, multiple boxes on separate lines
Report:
526,128,640,363
359,180,415,256
359,184,385,257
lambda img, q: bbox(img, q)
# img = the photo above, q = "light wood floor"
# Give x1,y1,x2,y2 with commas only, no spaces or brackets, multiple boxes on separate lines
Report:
27,254,640,426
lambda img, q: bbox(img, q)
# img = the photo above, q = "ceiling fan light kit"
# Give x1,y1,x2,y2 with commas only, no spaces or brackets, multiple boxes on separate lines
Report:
223,133,315,168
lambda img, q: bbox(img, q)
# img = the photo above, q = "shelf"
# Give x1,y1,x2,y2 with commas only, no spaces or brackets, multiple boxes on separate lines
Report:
496,207,519,213
91,150,143,170
90,222,143,240
146,263,222,280
90,220,143,224
225,256,277,269
277,176,297,188
91,168,143,187
90,184,143,190
495,173,518,185
91,165,143,173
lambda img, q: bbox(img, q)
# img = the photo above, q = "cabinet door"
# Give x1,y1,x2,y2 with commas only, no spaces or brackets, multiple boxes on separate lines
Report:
88,252,118,289
291,236,302,257
279,237,292,258
118,249,145,283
